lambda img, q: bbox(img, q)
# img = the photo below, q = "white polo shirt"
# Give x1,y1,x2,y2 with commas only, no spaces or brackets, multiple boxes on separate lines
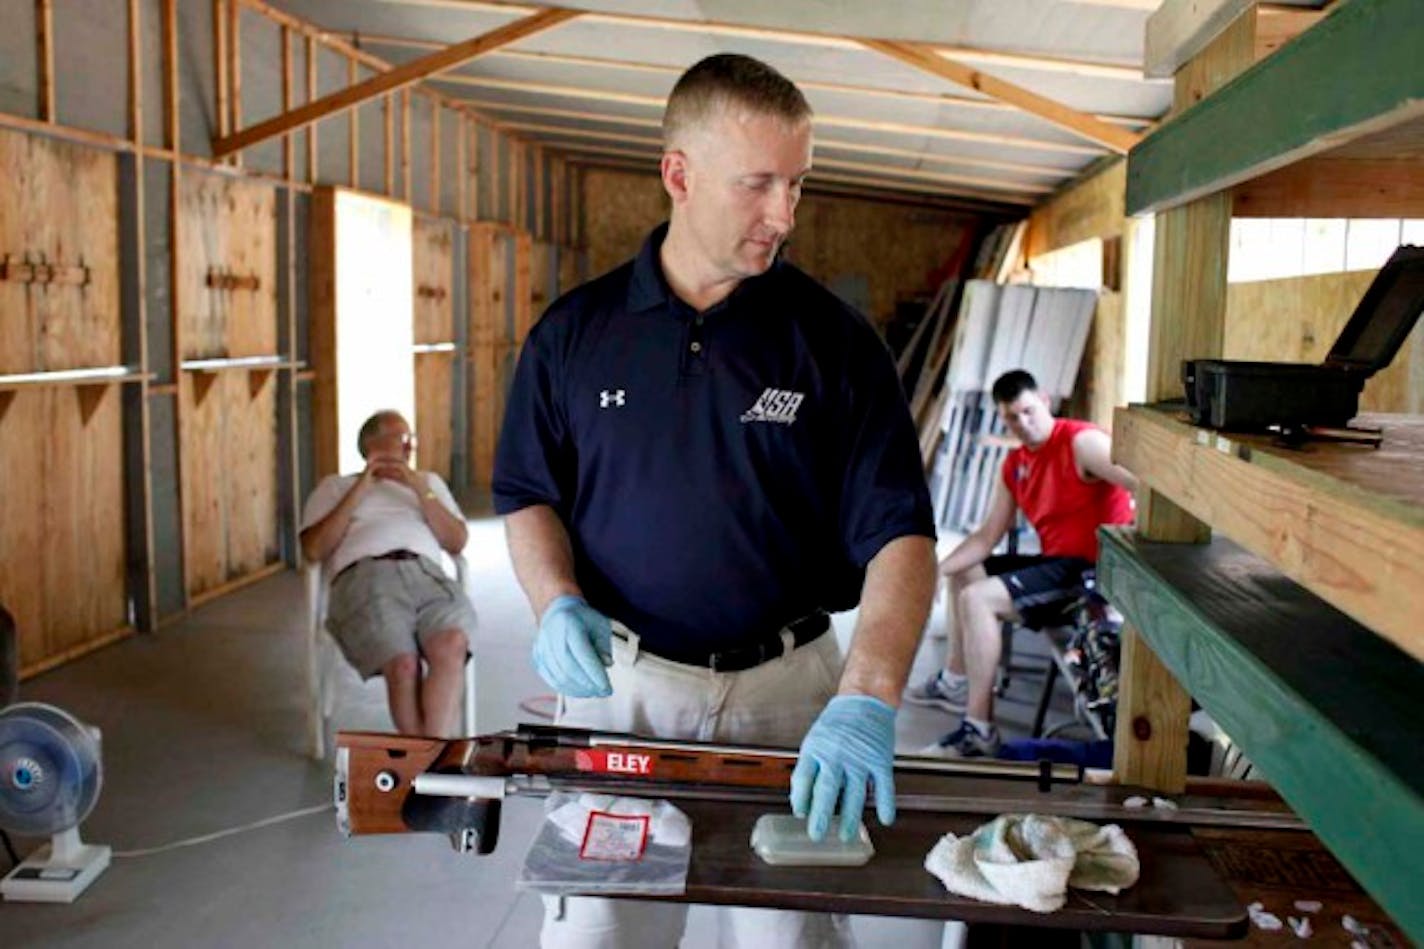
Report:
301,472,463,578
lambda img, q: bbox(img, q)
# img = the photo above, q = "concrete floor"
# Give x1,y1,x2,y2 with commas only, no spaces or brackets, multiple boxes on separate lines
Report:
2,515,1077,948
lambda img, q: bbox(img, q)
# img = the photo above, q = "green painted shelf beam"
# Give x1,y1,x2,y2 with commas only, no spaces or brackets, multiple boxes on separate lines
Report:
1097,527,1424,942
1126,0,1424,215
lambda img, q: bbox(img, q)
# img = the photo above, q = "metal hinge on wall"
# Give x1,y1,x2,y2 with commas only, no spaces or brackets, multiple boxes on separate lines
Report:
0,253,90,287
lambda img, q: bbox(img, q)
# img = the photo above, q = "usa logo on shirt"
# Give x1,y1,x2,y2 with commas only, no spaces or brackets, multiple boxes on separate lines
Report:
740,388,805,425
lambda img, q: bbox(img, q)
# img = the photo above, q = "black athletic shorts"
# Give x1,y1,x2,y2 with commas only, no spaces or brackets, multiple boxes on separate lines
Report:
983,554,1093,629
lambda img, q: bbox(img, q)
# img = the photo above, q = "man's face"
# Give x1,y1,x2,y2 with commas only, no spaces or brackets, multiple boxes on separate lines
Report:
365,416,414,463
666,106,813,282
998,390,1054,448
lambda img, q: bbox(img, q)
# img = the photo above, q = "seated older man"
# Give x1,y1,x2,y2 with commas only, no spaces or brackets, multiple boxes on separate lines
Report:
300,410,476,737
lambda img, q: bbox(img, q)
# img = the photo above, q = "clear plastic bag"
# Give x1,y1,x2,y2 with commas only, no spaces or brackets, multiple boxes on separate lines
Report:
516,791,692,896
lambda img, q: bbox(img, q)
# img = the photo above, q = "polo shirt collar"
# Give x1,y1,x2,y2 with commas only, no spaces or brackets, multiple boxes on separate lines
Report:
627,222,783,316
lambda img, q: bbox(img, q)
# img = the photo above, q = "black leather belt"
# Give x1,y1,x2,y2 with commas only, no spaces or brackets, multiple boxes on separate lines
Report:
645,612,830,673
333,549,419,583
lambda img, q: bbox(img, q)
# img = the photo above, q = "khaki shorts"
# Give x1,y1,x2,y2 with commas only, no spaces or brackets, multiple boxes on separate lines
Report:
326,556,477,679
542,625,854,949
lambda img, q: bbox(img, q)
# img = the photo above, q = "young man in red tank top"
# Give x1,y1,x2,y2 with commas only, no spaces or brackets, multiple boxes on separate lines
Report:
908,370,1138,757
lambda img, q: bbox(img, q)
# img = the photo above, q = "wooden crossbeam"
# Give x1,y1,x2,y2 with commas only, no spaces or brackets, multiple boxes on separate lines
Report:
860,38,1143,155
211,8,578,158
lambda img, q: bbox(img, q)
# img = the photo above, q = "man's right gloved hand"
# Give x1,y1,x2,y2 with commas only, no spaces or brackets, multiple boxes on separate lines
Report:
533,595,613,698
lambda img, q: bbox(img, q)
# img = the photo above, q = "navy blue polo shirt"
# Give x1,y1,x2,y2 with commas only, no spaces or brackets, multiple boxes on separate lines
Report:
493,223,935,662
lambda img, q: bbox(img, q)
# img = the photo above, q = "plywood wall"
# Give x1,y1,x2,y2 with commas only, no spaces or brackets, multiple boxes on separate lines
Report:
1226,269,1424,413
176,171,280,599
0,128,121,372
467,222,513,493
0,129,127,673
413,216,455,481
578,168,977,328
176,171,277,359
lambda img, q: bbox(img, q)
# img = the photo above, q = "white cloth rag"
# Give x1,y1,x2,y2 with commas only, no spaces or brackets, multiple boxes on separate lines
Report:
547,794,691,849
924,814,1140,913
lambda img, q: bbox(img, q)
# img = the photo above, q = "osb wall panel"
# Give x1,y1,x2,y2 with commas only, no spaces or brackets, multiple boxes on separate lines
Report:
415,353,454,482
180,370,279,597
789,194,976,327
467,223,507,492
1226,270,1424,414
1064,290,1127,430
0,387,126,671
1026,160,1126,261
414,216,455,482
0,127,120,373
582,169,669,279
176,170,277,359
413,217,455,344
579,168,977,326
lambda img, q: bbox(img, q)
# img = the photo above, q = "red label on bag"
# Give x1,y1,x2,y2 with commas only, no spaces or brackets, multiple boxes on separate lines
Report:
574,749,654,775
579,810,650,861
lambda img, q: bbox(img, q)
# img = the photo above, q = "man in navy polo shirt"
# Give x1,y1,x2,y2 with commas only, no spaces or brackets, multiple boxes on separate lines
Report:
495,53,937,948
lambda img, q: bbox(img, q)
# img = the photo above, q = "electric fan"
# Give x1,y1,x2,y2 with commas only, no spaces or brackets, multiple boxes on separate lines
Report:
0,702,110,902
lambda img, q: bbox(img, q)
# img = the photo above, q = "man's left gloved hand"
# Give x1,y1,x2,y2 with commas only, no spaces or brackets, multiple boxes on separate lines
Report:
789,695,897,842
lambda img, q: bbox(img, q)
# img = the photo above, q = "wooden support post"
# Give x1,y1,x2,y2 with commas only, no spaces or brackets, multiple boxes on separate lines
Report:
281,26,293,179
456,113,467,223
127,0,142,143
162,0,178,150
36,0,54,122
214,0,230,151
431,98,441,214
468,120,480,221
305,35,316,185
348,57,358,187
489,130,501,221
401,89,412,201
1111,8,1257,794
384,94,394,196
229,0,241,166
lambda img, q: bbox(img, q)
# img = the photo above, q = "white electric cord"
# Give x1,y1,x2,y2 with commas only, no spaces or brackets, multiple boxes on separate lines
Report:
111,802,334,858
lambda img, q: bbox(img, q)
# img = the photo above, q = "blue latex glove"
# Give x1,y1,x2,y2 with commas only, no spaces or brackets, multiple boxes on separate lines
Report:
532,595,613,698
789,695,897,842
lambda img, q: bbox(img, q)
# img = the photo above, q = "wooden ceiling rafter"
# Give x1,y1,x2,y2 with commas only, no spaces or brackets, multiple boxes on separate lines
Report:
345,33,1155,129
498,116,1070,179
499,118,1069,182
860,38,1144,154
544,140,1041,205
213,5,579,157
427,73,1108,157
375,0,1158,81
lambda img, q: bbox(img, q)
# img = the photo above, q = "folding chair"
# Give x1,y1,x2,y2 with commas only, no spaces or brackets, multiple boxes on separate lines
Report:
304,551,477,759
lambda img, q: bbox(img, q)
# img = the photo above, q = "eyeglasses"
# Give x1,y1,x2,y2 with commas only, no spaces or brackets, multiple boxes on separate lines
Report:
398,432,418,447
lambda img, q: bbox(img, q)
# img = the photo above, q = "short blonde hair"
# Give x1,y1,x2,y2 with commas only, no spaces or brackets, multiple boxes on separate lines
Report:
662,54,812,148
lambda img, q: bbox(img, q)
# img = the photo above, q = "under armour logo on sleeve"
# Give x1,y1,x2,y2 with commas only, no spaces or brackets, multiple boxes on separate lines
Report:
599,389,626,408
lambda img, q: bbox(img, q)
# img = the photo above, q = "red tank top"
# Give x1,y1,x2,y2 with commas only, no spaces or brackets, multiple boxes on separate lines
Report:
1001,418,1134,561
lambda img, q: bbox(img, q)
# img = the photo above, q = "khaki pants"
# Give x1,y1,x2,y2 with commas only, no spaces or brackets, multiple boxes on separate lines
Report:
541,625,855,949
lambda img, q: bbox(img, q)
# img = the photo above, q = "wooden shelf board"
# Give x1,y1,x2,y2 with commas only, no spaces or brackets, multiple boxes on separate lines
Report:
1127,0,1424,215
179,356,300,372
0,368,150,389
1114,404,1424,662
1097,527,1424,942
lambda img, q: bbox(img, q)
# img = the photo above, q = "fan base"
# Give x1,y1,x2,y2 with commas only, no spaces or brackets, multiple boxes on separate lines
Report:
1,832,110,903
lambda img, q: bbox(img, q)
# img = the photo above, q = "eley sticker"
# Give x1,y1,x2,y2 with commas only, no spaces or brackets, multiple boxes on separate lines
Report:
575,749,654,776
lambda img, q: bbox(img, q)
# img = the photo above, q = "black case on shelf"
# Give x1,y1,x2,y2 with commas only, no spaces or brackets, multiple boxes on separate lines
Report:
1183,244,1424,431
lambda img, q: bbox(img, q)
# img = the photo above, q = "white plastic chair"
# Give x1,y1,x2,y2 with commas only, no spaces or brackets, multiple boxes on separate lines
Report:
304,551,477,758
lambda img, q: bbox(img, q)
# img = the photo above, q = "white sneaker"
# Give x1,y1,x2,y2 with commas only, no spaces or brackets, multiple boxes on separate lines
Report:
903,670,969,713
916,720,1001,759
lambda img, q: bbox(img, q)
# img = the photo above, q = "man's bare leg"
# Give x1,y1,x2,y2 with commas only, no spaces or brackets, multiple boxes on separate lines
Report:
958,577,1018,723
944,564,987,678
419,627,469,738
382,652,422,734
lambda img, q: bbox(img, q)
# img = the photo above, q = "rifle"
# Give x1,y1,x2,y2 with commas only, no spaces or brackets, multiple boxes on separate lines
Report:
335,724,1299,855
